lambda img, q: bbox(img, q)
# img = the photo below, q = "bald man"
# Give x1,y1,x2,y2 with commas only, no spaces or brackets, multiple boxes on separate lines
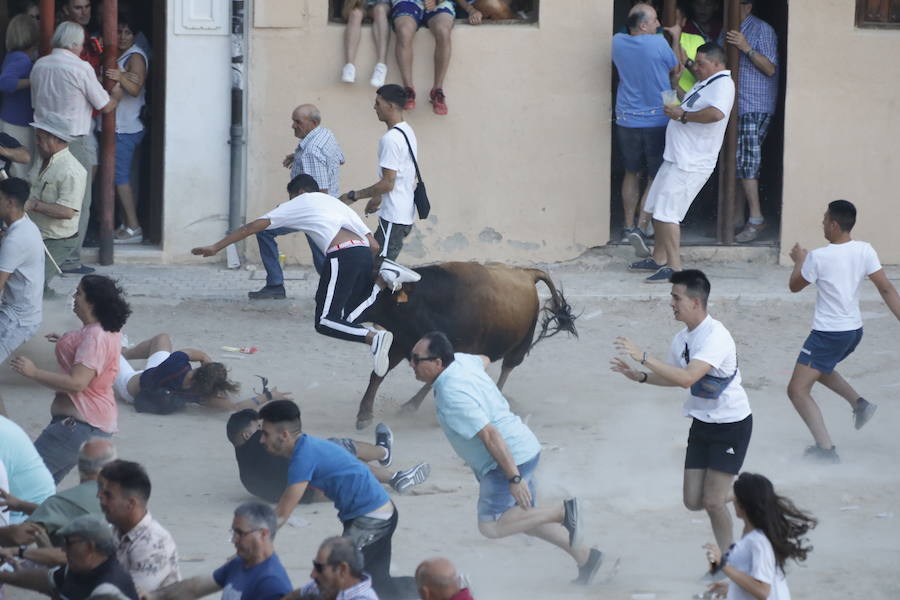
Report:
253,105,347,298
0,438,115,550
416,558,473,600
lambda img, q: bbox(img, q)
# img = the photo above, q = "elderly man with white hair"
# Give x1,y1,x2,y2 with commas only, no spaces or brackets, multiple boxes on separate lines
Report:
30,20,122,275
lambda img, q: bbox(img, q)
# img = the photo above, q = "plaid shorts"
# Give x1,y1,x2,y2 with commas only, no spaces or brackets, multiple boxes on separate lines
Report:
736,112,772,179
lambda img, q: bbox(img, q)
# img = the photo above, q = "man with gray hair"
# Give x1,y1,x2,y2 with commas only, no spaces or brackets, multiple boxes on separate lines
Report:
0,438,114,552
30,19,122,275
147,502,292,600
25,113,87,293
251,104,345,299
0,514,139,599
288,536,376,600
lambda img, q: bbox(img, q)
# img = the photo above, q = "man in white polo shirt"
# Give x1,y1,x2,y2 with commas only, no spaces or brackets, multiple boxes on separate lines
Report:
191,174,421,377
30,20,121,275
787,200,900,463
612,269,752,566
0,177,44,416
628,43,735,283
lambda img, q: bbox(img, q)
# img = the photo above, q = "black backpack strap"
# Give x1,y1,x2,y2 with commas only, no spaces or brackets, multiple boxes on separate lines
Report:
392,126,423,184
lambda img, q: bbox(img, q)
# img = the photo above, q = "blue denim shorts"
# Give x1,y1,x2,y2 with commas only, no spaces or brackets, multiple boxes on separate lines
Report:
34,415,112,484
477,453,539,522
391,0,455,26
797,328,863,374
114,129,145,185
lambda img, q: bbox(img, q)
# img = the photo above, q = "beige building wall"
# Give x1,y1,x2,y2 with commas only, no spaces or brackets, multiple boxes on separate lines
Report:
246,0,611,266
781,0,900,265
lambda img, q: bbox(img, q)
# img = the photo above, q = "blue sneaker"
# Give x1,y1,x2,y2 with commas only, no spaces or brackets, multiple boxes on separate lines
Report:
629,257,666,272
644,266,677,283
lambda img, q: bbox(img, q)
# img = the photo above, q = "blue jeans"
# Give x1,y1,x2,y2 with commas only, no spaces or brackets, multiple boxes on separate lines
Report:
256,228,325,286
34,415,112,484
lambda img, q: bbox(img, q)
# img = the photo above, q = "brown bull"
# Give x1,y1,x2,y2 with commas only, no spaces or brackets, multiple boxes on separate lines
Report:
356,262,577,429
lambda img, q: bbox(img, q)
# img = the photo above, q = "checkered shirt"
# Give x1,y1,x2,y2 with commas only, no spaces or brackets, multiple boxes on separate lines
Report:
290,126,345,196
726,14,778,116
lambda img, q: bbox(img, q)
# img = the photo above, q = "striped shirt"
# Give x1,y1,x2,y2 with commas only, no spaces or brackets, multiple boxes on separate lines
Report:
290,125,345,196
724,14,778,116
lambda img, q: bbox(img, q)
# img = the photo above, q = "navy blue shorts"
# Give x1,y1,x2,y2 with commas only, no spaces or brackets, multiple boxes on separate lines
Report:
616,124,666,177
797,328,863,374
684,415,752,475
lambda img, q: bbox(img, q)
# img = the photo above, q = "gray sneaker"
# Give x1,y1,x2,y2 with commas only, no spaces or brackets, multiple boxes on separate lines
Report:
627,229,651,258
390,462,431,494
562,498,581,548
853,398,877,430
375,423,393,467
572,547,603,586
803,444,840,464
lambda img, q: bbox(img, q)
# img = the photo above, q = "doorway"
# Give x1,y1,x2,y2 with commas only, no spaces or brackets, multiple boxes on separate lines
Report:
609,0,787,248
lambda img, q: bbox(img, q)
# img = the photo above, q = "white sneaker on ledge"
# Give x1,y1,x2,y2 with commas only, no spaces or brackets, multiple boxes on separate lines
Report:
341,63,356,83
379,259,421,292
370,63,388,87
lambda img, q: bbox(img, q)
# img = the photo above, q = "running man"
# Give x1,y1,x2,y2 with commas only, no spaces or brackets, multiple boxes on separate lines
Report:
611,269,752,563
787,200,900,463
191,174,421,377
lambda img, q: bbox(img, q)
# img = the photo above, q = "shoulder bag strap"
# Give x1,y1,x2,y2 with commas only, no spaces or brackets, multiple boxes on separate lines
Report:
392,126,423,184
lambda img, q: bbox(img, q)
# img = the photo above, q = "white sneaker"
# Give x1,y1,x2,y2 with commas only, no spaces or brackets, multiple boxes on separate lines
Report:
379,259,421,292
341,63,356,83
370,62,388,87
370,329,393,377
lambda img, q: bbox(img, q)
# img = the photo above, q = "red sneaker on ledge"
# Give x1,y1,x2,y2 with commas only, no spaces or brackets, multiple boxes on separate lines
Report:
403,87,416,110
430,88,448,115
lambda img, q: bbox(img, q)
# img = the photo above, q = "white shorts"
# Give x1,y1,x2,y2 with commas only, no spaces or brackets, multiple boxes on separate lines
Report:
0,312,38,363
114,350,171,403
644,161,713,225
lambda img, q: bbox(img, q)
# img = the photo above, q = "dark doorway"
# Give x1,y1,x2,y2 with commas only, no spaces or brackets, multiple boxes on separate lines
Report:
609,0,787,248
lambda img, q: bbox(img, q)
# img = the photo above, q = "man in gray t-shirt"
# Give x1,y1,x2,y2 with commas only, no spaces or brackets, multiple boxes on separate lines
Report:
0,177,44,413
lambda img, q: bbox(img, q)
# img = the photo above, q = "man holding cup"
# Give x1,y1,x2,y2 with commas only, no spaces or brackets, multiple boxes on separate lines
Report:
611,2,682,244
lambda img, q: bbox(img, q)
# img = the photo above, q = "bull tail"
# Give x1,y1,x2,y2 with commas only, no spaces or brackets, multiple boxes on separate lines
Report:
527,268,578,350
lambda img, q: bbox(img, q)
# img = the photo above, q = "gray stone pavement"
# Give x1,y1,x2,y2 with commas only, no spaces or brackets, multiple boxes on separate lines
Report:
49,247,900,305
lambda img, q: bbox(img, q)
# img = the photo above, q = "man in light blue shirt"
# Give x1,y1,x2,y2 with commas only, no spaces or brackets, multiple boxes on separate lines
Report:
0,415,55,525
410,331,603,586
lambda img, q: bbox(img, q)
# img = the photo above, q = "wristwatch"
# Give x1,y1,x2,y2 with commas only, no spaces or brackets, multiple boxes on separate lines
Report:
508,474,522,484
680,111,689,124
746,49,757,59
18,545,26,559
347,190,357,202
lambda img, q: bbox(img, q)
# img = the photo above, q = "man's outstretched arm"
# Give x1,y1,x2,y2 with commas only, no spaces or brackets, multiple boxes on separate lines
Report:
191,218,272,257
869,269,900,321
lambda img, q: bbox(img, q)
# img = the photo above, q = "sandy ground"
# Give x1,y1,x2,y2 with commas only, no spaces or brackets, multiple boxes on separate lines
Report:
2,250,899,599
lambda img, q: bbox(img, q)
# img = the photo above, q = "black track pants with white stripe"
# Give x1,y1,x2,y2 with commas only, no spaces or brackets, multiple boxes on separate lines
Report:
314,246,380,342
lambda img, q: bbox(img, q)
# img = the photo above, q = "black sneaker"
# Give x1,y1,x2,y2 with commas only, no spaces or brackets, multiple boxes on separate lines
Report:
248,285,286,299
853,398,877,430
390,462,430,494
803,444,840,464
572,548,602,586
644,266,677,283
375,423,393,467
562,498,581,548
61,265,95,275
628,257,665,272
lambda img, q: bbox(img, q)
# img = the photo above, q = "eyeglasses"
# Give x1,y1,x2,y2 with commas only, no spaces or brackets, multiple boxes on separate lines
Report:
63,537,86,548
230,527,261,539
312,560,335,573
409,354,439,365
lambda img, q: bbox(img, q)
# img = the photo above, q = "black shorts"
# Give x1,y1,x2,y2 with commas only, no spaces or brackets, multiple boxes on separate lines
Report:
684,415,753,475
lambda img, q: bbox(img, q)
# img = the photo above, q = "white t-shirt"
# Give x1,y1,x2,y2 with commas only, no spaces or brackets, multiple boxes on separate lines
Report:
726,529,790,600
0,215,44,328
261,192,370,253
801,240,881,331
669,315,751,424
377,122,417,225
663,70,735,172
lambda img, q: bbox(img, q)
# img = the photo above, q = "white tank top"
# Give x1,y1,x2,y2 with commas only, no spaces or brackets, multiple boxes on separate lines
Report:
115,45,148,134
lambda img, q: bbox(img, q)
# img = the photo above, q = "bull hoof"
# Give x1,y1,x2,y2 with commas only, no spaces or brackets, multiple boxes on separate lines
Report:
356,415,374,431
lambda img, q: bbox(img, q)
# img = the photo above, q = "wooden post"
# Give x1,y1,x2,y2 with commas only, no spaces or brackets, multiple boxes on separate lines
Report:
98,0,118,265
39,0,54,56
717,0,741,243
662,0,676,28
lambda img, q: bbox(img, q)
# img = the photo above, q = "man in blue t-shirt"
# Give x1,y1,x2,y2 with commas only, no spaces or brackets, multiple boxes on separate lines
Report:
258,399,417,599
146,502,292,600
408,331,604,586
612,3,681,243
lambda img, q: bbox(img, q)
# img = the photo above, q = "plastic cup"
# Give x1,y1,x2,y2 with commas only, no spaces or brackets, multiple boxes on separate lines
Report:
661,89,679,106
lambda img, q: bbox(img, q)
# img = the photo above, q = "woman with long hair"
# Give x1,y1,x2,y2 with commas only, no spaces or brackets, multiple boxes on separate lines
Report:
704,472,817,599
112,332,287,412
10,275,131,483
0,12,39,178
